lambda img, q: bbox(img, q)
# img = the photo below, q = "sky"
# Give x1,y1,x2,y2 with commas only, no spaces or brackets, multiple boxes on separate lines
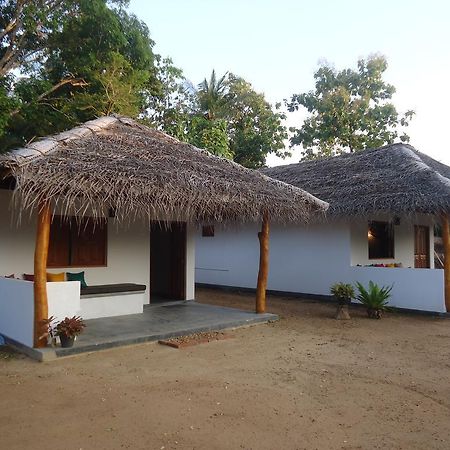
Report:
129,0,450,166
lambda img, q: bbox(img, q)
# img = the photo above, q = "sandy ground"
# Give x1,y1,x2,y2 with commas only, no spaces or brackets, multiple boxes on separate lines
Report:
1,287,450,450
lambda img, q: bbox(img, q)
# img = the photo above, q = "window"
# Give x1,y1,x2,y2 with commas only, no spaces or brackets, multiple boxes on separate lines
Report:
48,216,107,268
368,221,394,259
202,225,215,237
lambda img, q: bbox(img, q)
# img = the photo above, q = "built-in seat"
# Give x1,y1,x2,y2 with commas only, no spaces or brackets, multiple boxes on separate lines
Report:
81,283,146,297
79,283,147,319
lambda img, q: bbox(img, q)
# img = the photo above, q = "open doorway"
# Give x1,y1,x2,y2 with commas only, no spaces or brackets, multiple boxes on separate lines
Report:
150,222,186,302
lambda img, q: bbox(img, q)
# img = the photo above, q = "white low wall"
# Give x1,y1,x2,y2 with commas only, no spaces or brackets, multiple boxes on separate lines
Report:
0,278,34,347
80,292,145,319
0,278,83,347
347,267,445,312
47,281,81,322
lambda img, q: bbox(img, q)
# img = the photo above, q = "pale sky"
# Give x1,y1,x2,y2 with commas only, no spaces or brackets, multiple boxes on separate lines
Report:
129,0,450,166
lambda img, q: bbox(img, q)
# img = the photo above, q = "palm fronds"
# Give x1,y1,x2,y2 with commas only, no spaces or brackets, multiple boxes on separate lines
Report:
355,281,392,310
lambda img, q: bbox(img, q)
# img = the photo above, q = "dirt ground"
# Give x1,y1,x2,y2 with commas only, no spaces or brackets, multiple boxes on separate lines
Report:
1,288,450,450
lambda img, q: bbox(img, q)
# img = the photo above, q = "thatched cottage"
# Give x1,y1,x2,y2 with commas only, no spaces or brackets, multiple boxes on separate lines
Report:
0,116,327,351
196,144,450,313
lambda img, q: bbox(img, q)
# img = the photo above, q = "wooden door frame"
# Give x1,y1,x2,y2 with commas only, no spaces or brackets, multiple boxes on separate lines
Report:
414,225,430,269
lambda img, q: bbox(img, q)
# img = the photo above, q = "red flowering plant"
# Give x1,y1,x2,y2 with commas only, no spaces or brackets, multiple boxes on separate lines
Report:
55,316,86,338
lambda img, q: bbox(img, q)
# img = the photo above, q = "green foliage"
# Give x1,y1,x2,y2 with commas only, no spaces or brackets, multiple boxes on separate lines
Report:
0,0,157,151
197,70,228,120
355,281,392,314
330,282,355,302
0,2,286,168
146,69,288,167
0,0,74,76
287,56,415,159
143,56,196,141
225,74,289,168
187,117,232,159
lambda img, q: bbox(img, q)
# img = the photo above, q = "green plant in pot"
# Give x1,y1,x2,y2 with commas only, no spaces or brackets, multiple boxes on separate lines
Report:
355,281,392,319
56,316,86,348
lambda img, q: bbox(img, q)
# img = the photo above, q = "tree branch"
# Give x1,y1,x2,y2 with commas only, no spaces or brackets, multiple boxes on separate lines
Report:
8,77,88,118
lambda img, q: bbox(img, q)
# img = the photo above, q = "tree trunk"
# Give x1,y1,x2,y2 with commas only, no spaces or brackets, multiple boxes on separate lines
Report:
256,213,269,313
33,201,51,348
442,214,450,312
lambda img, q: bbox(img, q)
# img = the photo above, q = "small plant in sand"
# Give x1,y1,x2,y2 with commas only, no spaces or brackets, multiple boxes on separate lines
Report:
330,282,355,320
330,282,355,305
355,281,392,319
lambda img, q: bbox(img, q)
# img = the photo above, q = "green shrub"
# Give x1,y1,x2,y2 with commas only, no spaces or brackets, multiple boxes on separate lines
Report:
355,281,392,318
330,282,355,303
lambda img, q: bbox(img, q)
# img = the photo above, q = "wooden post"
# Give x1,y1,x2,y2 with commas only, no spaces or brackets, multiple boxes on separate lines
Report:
33,201,51,348
256,213,270,313
442,214,450,312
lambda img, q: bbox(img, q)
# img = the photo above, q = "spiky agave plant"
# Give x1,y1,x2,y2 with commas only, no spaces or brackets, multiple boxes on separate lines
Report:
355,281,392,319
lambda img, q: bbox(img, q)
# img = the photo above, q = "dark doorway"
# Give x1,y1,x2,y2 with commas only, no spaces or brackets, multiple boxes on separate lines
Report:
414,225,430,268
150,222,187,301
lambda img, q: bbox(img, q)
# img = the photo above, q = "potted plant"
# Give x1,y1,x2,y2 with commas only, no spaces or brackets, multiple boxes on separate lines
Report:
355,281,392,319
55,316,86,348
330,282,355,320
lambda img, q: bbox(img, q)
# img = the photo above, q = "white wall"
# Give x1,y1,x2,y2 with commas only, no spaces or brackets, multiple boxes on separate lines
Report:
0,278,34,347
196,221,351,295
195,219,446,313
0,278,84,347
348,267,444,312
47,281,81,322
350,215,435,268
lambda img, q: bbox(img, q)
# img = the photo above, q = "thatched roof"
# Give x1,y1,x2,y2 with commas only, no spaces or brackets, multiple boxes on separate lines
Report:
0,116,327,224
262,143,450,218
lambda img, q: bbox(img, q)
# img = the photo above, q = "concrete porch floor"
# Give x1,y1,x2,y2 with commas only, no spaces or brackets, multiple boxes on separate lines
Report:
53,301,278,357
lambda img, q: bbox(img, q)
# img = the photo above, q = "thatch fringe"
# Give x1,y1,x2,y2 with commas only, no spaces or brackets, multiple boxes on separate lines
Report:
0,116,328,225
263,143,450,218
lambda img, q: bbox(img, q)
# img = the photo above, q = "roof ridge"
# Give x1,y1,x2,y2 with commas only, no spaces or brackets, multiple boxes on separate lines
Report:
3,116,121,165
265,143,430,172
401,145,450,190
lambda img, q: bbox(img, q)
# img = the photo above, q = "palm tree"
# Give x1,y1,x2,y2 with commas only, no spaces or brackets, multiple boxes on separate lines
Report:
197,70,228,120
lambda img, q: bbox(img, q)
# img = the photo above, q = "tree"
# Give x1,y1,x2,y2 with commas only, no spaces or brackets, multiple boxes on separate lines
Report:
0,0,73,77
187,116,232,159
183,71,289,167
197,69,228,120
286,56,415,159
142,56,196,141
0,0,159,150
225,74,288,168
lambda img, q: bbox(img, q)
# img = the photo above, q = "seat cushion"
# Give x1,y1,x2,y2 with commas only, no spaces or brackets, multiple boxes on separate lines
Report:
47,272,65,282
80,283,146,296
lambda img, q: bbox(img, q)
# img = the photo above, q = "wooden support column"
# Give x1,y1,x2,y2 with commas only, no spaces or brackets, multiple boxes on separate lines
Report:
256,213,270,313
442,214,450,312
33,201,51,348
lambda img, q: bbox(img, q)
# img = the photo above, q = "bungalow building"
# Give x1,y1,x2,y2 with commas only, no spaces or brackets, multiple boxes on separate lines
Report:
0,116,327,352
196,144,450,313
